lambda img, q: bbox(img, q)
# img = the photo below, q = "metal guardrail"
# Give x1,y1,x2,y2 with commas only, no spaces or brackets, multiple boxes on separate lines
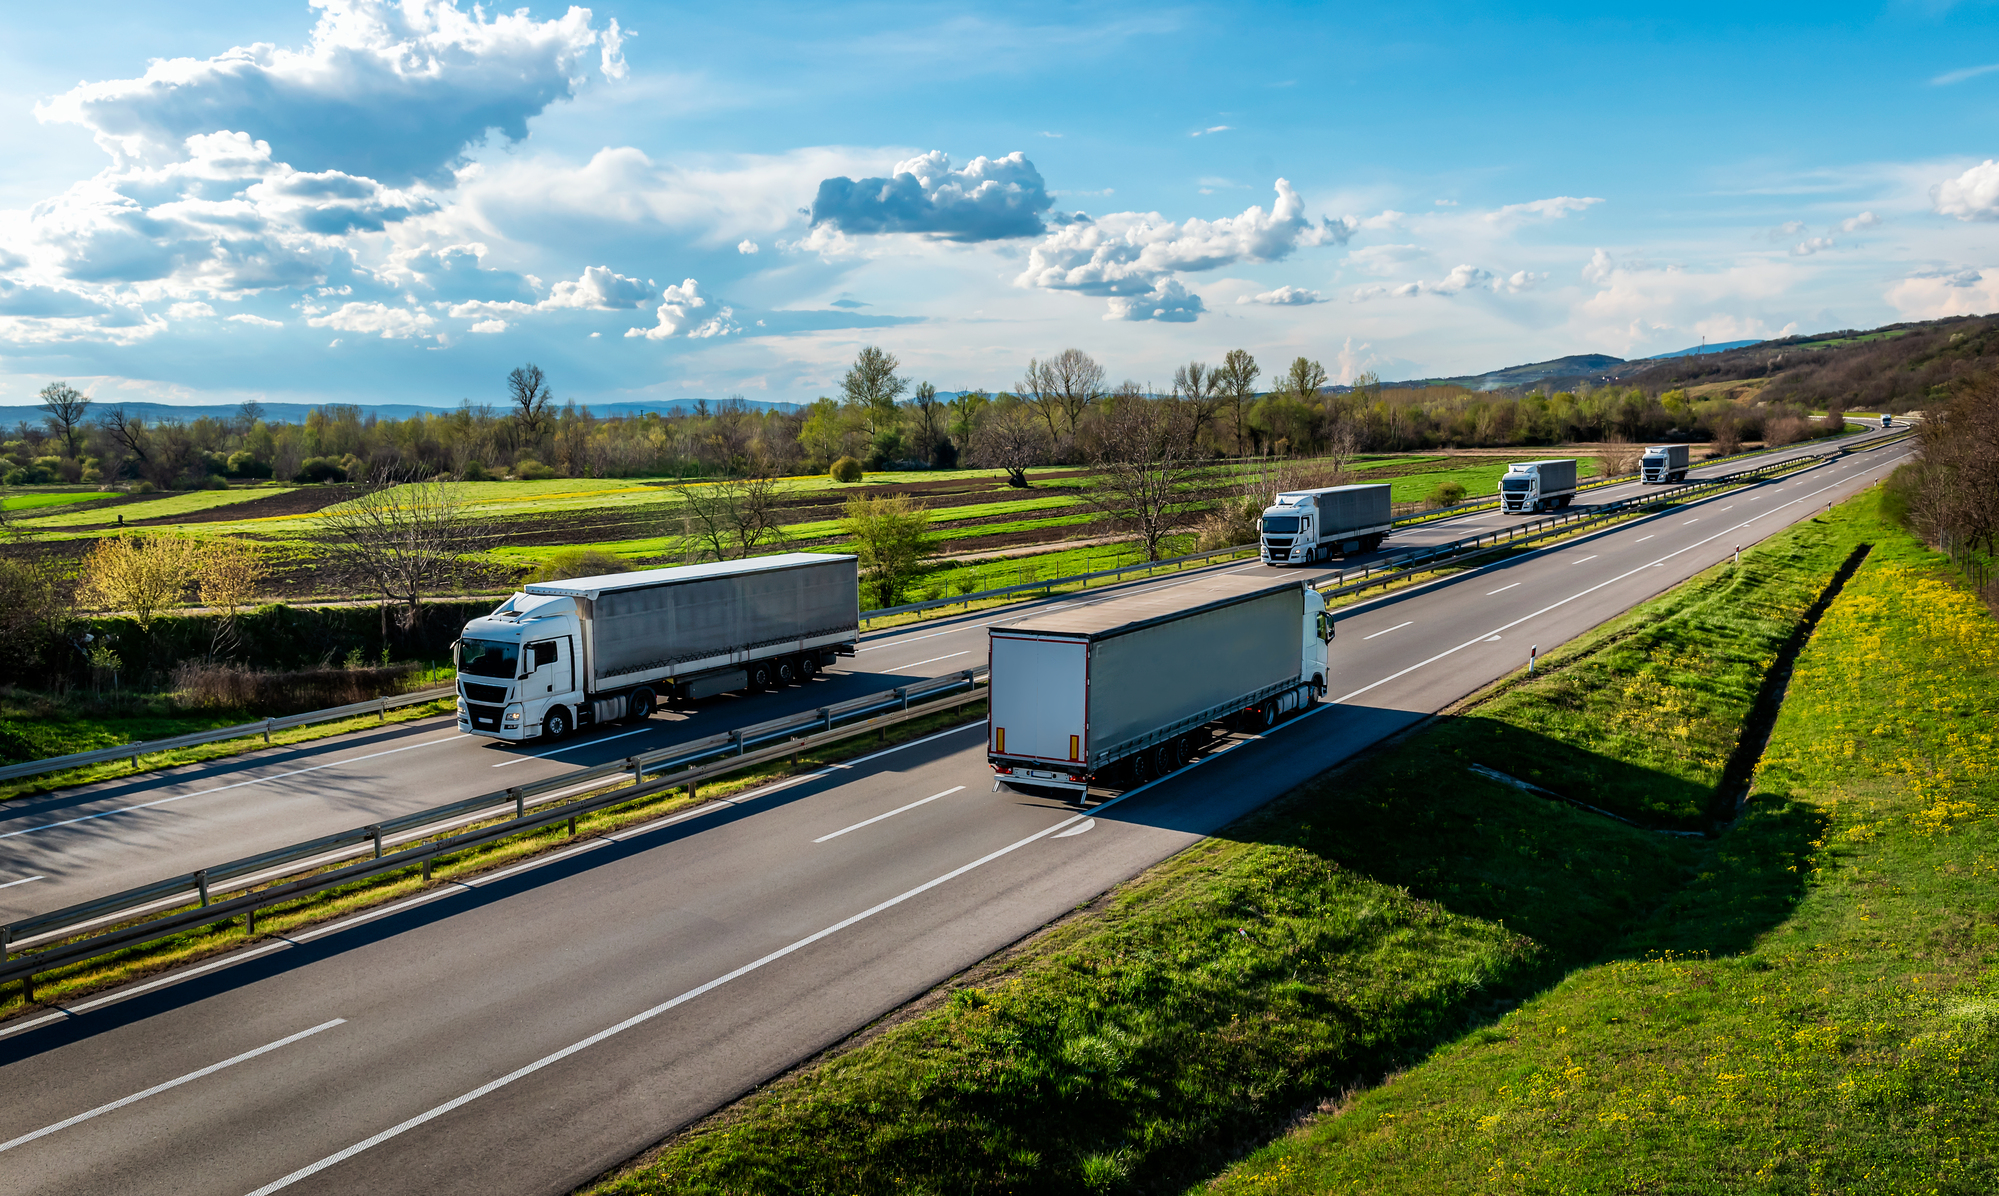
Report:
862,425,1898,625
1314,430,1912,602
0,668,989,989
0,686,460,785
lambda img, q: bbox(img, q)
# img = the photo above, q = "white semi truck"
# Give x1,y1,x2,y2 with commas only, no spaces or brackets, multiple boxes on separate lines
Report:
1499,459,1579,514
1258,483,1392,565
1880,413,1893,429
454,553,859,743
986,573,1332,797
1640,443,1690,483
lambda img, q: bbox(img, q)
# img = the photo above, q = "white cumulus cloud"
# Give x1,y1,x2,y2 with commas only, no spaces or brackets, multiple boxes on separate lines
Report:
1934,161,1999,221
34,0,622,185
1482,196,1603,226
169,301,215,319
808,150,1053,241
227,313,283,327
1351,264,1538,301
1015,179,1353,321
1792,236,1835,257
737,239,760,254
624,279,737,340
1841,211,1880,232
306,300,437,339
467,318,507,333
1240,285,1323,305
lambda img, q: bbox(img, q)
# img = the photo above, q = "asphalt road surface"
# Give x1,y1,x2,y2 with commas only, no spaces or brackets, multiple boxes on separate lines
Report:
0,433,1911,1195
0,425,1901,926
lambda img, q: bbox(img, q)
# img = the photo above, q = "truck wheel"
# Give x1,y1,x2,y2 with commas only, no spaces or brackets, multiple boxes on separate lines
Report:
776,658,800,686
626,689,655,723
800,654,821,679
1129,752,1154,784
747,662,773,692
1153,742,1179,775
542,707,571,741
1362,533,1385,552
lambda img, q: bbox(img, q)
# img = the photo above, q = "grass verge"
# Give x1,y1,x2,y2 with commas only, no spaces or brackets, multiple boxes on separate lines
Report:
0,701,985,1020
576,468,1886,1195
1202,489,1999,1193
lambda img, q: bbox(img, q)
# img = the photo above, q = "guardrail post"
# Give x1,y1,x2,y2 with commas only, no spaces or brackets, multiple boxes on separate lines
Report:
2,925,8,961
820,707,832,734
567,815,577,839
422,857,432,881
246,906,256,935
731,730,744,756
897,686,909,712
196,869,210,908
367,825,383,859
378,698,387,723
629,756,644,786
264,718,274,744
511,787,524,819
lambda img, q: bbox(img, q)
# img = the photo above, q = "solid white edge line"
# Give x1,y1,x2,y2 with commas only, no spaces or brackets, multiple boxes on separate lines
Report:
490,725,657,767
0,875,45,890
0,1019,345,1154
1333,452,1902,707
814,786,966,843
240,711,1241,1196
1361,621,1413,641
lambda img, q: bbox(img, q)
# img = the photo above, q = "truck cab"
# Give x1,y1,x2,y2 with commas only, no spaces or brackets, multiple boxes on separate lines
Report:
1880,413,1893,429
456,592,584,741
1259,495,1318,564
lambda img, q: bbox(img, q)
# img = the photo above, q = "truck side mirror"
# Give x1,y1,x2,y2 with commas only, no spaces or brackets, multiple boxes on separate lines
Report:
1317,612,1335,642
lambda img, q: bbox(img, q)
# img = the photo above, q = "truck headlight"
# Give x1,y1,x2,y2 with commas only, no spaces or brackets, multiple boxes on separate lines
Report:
504,707,522,723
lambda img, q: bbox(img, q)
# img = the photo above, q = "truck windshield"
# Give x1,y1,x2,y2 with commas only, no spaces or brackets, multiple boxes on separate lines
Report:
1261,516,1301,534
457,638,520,678
1500,478,1531,492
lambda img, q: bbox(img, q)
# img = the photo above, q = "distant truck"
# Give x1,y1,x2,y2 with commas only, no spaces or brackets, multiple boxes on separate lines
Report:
1499,459,1578,514
1258,483,1392,565
454,553,859,743
1880,413,1893,429
987,573,1331,797
1640,443,1690,484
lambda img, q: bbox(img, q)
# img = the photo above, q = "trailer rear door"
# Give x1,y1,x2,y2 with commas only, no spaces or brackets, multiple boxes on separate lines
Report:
989,633,1088,765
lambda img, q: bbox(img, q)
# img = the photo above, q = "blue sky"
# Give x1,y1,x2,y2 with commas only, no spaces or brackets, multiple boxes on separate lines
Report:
3,0,1998,409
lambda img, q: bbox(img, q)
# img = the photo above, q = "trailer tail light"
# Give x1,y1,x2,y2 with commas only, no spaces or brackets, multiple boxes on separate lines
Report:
1069,735,1080,761
995,727,1006,752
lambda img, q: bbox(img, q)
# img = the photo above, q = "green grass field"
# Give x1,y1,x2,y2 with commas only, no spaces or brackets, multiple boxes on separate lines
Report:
19,486,296,528
583,473,1912,1196
0,490,113,512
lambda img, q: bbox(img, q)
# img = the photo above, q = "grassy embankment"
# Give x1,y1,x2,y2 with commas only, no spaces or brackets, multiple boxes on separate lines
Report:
582,478,1904,1193
1206,495,1998,1193
1,697,987,1019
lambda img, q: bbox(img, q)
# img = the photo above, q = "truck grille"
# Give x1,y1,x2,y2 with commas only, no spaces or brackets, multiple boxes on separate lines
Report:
462,682,508,703
467,702,504,731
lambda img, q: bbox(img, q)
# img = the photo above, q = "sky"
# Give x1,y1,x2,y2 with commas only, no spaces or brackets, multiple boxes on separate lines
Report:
3,0,1999,410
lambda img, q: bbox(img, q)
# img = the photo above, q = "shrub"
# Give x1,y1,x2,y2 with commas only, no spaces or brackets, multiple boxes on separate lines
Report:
294,457,345,484
460,460,492,482
130,480,158,494
1195,496,1262,551
525,547,627,583
226,451,273,479
514,459,557,480
1426,480,1468,508
172,660,421,715
830,456,865,483
194,474,229,490
2,463,53,485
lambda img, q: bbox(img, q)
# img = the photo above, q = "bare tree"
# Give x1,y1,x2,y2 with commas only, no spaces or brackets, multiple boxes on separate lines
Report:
318,470,466,629
1081,385,1197,561
672,473,788,562
1171,361,1223,448
197,538,267,658
908,381,947,465
842,346,907,434
100,407,152,471
507,363,554,448
39,382,90,459
1018,348,1106,443
1214,349,1261,455
969,406,1053,488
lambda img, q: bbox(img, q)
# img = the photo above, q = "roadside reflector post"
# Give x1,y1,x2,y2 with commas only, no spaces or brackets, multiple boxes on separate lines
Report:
264,718,273,744
1529,645,1538,674
1734,545,1741,566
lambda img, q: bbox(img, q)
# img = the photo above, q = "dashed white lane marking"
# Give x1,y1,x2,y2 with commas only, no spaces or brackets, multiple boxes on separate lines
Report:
887,651,971,671
1487,583,1520,595
1636,535,1655,542
813,786,966,843
0,1019,346,1155
1571,555,1598,564
1363,621,1413,640
0,875,44,891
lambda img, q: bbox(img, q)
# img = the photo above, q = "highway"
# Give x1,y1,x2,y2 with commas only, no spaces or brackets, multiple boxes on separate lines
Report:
0,431,1911,1196
0,424,1901,925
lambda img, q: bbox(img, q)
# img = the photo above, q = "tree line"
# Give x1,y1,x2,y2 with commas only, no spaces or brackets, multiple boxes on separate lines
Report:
8,345,1849,494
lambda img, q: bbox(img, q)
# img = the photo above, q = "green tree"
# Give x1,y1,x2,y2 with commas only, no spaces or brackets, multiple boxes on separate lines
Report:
841,493,932,607
1279,356,1328,402
842,346,907,435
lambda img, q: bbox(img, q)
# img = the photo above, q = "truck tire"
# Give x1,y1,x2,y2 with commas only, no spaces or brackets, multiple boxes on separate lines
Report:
542,706,571,741
747,661,773,692
626,689,655,723
776,658,800,686
1153,741,1180,775
1362,533,1385,552
800,654,821,679
1129,751,1155,784
1558,495,1573,509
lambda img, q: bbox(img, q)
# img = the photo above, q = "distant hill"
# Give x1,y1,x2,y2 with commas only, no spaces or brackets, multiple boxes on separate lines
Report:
0,397,802,428
1646,339,1762,359
1392,353,1626,393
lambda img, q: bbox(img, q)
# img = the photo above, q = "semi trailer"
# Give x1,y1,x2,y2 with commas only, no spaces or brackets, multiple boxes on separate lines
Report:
1640,443,1690,483
1499,459,1578,514
1258,483,1392,565
987,573,1332,797
454,553,860,743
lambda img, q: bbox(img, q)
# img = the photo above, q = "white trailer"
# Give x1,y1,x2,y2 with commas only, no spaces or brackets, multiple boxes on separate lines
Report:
1499,459,1578,514
986,574,1331,797
1258,483,1392,565
1640,443,1690,483
454,553,859,742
